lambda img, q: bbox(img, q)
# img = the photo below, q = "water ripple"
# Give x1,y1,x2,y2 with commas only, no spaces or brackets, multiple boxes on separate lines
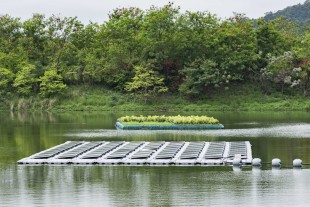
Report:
64,123,310,138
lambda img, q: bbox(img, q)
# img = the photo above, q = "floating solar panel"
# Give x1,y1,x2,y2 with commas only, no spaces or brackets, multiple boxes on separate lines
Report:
155,142,185,159
81,142,124,159
32,141,83,159
57,142,103,159
106,142,144,159
228,142,247,158
18,141,252,166
131,142,164,159
204,142,226,159
180,142,205,159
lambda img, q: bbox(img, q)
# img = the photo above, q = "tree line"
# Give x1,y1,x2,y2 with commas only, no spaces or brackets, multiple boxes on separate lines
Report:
1,3,310,100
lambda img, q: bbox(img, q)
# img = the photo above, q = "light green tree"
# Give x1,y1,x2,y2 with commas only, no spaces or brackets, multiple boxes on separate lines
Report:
13,64,37,96
125,65,168,102
39,70,67,97
0,67,14,94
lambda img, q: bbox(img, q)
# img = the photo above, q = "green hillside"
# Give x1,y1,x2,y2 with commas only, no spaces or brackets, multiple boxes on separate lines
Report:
265,0,310,25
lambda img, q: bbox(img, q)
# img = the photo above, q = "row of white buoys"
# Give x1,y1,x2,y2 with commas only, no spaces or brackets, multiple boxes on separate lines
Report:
251,158,303,168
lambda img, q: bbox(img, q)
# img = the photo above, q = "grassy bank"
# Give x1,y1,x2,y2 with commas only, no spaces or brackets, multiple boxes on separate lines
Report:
1,83,310,112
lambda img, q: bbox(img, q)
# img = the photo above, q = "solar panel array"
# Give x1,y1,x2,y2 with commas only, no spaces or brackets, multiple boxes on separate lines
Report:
18,141,252,166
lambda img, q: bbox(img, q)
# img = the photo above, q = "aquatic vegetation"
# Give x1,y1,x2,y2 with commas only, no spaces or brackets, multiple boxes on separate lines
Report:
118,115,220,125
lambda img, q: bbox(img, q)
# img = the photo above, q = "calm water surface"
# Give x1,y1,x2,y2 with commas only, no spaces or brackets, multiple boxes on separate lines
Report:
1,111,310,206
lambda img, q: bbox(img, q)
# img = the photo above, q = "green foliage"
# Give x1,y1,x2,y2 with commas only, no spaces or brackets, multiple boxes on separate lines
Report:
260,51,306,94
265,1,310,25
3,83,307,111
0,52,27,73
180,59,225,96
13,64,37,96
298,32,310,58
294,59,310,96
39,70,67,97
0,15,22,53
125,65,168,102
213,14,258,77
118,115,220,125
255,17,298,68
121,121,172,126
0,67,14,94
0,3,309,104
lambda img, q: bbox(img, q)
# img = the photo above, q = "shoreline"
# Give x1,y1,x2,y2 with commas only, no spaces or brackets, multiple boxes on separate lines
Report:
1,84,309,112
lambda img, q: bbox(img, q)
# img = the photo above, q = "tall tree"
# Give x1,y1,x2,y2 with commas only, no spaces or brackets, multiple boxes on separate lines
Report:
0,15,22,53
45,15,84,82
13,64,37,96
96,7,143,89
20,14,47,67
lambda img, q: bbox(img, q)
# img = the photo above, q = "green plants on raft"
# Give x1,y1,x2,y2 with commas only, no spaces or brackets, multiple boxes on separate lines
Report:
118,115,221,125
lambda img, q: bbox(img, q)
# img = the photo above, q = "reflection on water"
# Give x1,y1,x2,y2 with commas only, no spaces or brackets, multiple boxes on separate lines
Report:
1,111,310,206
1,166,310,207
65,123,310,138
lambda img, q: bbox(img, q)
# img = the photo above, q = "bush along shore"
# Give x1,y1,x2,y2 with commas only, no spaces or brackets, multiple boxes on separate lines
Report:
1,83,310,112
116,115,224,130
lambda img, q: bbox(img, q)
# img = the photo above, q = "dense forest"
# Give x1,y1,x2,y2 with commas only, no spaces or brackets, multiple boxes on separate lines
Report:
265,0,310,25
1,3,310,109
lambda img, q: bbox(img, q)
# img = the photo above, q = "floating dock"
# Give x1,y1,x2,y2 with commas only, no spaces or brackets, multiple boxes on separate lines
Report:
18,141,252,166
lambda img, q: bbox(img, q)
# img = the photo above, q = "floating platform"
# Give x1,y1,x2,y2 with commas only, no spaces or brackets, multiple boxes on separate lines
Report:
115,122,224,130
18,141,252,166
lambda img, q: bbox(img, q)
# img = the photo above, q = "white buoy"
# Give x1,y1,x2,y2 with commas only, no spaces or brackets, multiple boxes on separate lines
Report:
252,158,262,166
232,157,242,166
272,158,281,167
293,159,302,168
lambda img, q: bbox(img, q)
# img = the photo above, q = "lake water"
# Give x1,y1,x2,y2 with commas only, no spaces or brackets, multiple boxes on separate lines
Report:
1,111,310,206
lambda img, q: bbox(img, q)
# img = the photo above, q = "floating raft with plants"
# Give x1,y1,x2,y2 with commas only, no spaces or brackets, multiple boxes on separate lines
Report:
18,141,252,166
115,115,224,130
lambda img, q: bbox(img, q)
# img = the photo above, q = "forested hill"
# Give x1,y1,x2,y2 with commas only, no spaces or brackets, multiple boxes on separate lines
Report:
265,0,310,25
1,3,310,109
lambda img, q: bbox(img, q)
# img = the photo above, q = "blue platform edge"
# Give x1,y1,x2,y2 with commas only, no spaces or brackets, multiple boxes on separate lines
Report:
115,121,224,130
